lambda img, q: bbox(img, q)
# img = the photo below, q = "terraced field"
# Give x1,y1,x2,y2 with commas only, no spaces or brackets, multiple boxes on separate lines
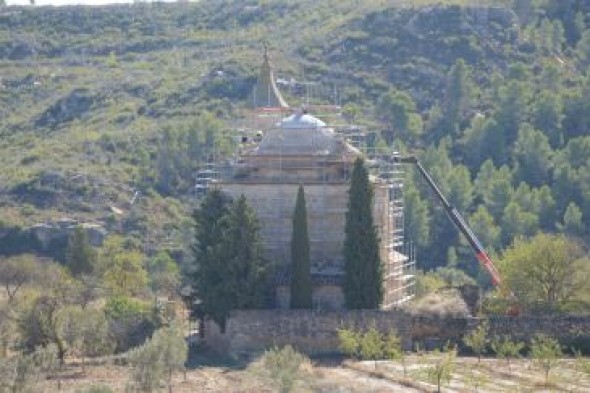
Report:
39,354,590,392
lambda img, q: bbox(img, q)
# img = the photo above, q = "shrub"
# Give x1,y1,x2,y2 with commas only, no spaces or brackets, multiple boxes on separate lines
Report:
359,326,384,362
127,324,188,393
262,345,307,393
127,337,163,393
384,329,407,378
408,290,470,318
490,336,524,372
338,326,407,375
422,344,457,393
338,327,360,358
463,321,488,362
151,324,187,392
0,345,59,393
530,334,562,383
104,296,157,352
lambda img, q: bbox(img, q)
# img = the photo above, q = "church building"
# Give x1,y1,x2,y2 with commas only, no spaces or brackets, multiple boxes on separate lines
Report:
215,49,412,310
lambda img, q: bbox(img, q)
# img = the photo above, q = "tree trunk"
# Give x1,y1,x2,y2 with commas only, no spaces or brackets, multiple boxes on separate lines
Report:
57,339,66,365
402,357,407,379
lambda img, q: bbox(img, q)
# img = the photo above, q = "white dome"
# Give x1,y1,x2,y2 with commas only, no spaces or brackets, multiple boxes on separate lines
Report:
277,113,326,129
255,112,337,155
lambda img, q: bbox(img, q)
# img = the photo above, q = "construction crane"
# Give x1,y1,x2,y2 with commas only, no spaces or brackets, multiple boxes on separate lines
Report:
392,155,520,316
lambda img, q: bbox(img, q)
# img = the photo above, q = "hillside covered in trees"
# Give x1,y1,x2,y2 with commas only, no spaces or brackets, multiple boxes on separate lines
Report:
1,0,590,296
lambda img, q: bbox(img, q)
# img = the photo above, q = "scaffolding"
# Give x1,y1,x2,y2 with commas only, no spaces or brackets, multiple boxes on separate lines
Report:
194,106,415,307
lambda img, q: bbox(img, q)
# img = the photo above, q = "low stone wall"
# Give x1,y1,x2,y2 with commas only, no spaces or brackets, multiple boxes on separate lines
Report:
411,316,469,349
411,315,590,349
204,309,411,356
204,311,590,356
487,316,590,347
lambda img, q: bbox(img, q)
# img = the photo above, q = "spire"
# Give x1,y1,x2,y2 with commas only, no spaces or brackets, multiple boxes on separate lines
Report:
249,43,289,109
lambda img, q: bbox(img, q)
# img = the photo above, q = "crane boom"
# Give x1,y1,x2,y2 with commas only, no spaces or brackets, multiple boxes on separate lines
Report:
393,155,518,305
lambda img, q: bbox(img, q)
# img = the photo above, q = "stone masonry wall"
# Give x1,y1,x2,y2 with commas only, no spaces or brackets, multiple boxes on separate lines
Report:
204,309,412,356
412,315,590,349
485,316,590,347
204,311,590,356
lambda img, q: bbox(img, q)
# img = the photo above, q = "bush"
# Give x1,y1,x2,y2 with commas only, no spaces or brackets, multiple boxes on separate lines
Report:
408,290,470,318
491,336,524,372
422,344,457,393
338,327,360,358
262,345,308,393
338,326,405,368
463,321,489,362
384,329,407,378
359,326,384,361
127,337,163,393
0,345,59,393
127,324,187,393
530,334,562,383
104,296,158,352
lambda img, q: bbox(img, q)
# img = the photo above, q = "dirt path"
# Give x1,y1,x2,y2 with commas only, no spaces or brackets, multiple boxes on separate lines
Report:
315,365,428,392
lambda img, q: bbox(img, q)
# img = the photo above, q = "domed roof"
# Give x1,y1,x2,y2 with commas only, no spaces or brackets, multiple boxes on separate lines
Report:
278,113,326,129
254,112,355,156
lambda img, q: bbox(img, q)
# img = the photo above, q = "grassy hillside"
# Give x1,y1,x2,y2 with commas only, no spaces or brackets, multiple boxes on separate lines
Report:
1,0,589,270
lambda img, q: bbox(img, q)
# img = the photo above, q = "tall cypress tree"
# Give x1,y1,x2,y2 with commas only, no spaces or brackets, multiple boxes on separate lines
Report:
222,195,268,310
290,185,312,309
343,158,383,309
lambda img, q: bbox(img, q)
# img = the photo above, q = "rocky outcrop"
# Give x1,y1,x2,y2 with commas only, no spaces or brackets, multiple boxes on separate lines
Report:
29,218,107,251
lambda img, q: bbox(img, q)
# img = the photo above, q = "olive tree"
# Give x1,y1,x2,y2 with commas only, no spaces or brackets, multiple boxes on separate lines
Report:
0,254,41,302
491,336,524,373
384,329,407,378
58,306,113,372
263,345,308,393
530,334,562,383
463,321,489,363
127,324,187,393
498,234,589,312
423,344,457,393
0,344,59,393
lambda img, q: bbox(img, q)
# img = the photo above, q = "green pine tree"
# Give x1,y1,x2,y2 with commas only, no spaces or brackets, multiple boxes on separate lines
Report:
343,158,383,309
192,192,267,331
65,226,97,276
191,189,231,331
560,202,584,236
439,58,474,139
290,185,312,309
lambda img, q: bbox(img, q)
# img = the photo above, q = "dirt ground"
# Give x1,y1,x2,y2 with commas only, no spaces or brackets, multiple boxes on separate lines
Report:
38,354,590,393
